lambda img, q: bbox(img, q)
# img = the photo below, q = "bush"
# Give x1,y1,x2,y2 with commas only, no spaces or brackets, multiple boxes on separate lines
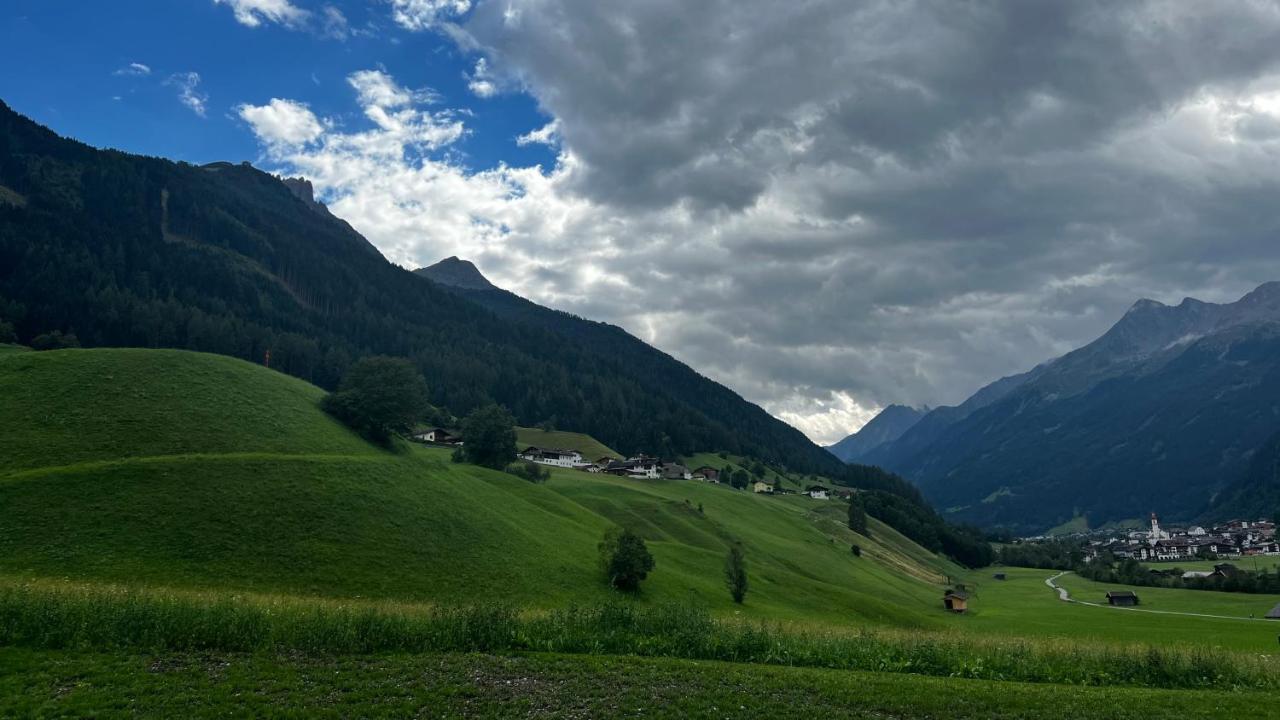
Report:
599,527,655,592
724,544,748,604
322,356,428,444
507,459,550,483
30,330,79,350
850,544,861,557
460,404,518,469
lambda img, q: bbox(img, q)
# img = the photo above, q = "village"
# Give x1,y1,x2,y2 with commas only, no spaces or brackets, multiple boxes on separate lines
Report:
1080,513,1280,565
409,427,840,500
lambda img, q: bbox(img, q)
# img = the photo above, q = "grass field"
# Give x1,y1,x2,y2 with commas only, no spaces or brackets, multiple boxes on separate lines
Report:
515,427,621,459
0,348,950,623
954,567,1280,651
6,648,1276,719
1140,557,1280,573
6,347,1280,715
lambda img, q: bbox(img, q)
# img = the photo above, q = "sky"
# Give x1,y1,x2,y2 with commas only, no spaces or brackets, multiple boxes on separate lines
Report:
5,1,1280,445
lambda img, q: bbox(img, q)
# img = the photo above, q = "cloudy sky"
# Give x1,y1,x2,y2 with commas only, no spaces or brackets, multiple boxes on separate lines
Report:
6,1,1280,444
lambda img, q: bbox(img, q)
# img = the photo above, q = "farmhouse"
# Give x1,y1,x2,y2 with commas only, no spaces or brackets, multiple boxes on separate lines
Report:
752,480,774,494
943,590,969,613
662,463,692,480
692,466,720,483
1105,590,1139,607
518,446,585,468
412,427,460,444
805,485,830,500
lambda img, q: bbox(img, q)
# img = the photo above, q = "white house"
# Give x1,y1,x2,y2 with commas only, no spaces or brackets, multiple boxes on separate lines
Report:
805,485,830,500
518,446,584,468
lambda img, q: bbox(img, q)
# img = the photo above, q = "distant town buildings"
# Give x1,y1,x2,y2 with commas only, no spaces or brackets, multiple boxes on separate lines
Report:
1074,513,1278,563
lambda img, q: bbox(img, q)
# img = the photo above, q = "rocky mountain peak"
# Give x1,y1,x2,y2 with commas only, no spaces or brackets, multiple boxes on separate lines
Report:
414,256,497,291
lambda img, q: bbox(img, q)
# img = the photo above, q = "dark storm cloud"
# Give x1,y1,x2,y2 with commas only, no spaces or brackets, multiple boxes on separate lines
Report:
273,0,1280,443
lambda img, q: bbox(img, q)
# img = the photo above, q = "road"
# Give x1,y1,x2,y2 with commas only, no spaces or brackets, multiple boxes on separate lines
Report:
1044,571,1266,622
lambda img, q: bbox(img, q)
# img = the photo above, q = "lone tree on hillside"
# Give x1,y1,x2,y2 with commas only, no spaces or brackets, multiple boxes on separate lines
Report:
599,527,655,592
322,356,428,444
460,404,517,469
724,543,748,604
730,468,750,490
847,494,869,536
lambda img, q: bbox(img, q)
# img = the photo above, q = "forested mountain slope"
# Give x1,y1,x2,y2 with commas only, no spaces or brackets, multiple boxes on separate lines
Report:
865,285,1280,532
0,99,838,473
413,258,842,473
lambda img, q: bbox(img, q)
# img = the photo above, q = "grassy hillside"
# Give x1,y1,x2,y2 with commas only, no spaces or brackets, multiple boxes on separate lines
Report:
0,348,948,624
515,427,620,459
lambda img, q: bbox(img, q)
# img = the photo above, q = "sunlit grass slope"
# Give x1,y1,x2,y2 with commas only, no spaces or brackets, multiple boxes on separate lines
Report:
0,348,951,626
515,427,621,459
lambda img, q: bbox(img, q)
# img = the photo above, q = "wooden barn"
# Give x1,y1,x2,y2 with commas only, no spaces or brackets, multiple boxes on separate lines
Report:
943,589,969,613
1105,590,1139,607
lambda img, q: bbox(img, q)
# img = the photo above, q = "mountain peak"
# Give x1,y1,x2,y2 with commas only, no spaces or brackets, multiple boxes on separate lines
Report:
414,256,497,291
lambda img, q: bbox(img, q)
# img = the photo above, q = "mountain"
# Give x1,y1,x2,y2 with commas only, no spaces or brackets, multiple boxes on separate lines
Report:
864,284,1280,533
0,98,840,475
1206,428,1280,523
416,256,498,291
827,404,927,462
409,262,850,476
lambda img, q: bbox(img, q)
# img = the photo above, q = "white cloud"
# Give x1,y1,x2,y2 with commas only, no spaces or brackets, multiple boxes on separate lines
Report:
237,98,325,147
166,72,208,117
113,62,151,77
320,5,349,39
466,58,497,98
348,69,423,108
516,120,559,147
213,0,309,28
389,0,471,30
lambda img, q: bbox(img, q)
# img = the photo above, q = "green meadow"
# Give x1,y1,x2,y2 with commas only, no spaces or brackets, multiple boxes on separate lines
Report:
4,347,1280,716
515,427,622,459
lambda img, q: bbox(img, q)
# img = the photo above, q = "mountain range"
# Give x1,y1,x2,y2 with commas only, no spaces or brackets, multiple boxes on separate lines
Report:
826,404,927,463
844,284,1280,533
0,99,841,476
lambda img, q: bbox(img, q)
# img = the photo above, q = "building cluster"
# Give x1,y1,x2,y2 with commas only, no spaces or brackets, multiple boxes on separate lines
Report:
515,446,839,499
1084,514,1278,563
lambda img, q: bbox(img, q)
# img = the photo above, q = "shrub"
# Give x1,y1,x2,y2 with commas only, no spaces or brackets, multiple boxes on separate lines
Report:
459,404,518,469
30,330,79,350
322,356,428,444
724,544,748,604
598,527,655,592
508,459,550,483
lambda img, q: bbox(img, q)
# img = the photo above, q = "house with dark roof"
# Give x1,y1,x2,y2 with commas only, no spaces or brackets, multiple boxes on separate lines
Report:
517,446,585,468
805,485,830,500
411,427,460,444
1105,590,1139,607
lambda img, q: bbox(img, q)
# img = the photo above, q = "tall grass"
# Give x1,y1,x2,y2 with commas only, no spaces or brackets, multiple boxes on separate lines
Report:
0,580,1273,690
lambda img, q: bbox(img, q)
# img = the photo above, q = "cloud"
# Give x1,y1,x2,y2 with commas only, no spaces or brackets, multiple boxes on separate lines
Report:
466,58,497,98
320,5,349,39
166,72,208,117
389,0,471,30
243,3,1280,444
212,0,308,28
113,62,151,77
237,98,325,147
516,120,559,147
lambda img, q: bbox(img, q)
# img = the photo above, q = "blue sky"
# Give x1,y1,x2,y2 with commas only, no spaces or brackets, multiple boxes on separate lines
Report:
0,0,554,172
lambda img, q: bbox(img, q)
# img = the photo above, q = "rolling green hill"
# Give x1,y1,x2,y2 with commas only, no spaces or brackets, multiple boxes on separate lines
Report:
515,427,621,460
0,348,952,624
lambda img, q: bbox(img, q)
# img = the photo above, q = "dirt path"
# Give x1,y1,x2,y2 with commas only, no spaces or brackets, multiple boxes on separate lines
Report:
1044,571,1266,622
